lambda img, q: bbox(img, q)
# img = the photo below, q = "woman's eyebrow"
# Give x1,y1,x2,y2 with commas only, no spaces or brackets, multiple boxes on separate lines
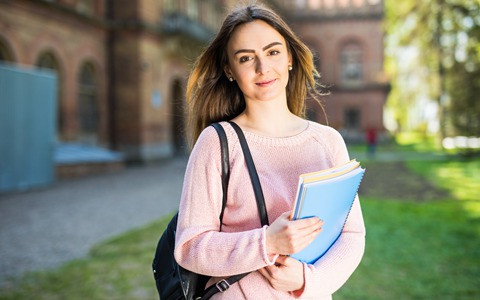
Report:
233,42,283,56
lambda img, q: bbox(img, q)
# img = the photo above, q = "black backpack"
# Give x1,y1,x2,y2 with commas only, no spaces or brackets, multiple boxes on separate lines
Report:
152,122,269,300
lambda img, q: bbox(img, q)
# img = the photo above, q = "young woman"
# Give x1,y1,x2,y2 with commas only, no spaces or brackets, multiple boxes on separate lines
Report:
174,4,365,299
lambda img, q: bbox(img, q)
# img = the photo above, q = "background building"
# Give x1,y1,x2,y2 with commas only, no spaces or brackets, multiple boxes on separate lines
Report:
272,0,389,141
0,0,231,183
0,0,388,185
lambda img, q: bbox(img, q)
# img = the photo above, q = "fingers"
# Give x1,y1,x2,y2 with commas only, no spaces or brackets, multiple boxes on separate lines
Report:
286,218,323,243
266,211,324,255
291,216,323,231
276,255,303,268
275,255,288,265
291,226,322,252
258,257,305,292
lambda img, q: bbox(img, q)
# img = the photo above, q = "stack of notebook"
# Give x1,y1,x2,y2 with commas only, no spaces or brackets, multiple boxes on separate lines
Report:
290,159,365,264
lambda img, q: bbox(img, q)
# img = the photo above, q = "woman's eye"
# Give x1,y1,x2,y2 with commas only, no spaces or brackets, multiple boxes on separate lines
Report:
239,56,252,63
269,50,280,55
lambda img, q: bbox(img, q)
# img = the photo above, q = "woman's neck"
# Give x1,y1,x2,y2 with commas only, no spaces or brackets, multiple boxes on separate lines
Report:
232,99,307,138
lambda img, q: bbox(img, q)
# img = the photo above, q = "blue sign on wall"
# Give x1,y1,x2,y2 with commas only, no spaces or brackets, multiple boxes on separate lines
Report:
0,63,57,192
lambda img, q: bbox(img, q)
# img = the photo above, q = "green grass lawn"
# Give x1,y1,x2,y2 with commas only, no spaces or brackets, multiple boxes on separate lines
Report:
337,157,480,300
336,198,479,300
1,157,479,300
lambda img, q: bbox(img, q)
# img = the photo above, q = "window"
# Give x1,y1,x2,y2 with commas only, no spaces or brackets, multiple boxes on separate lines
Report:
344,108,360,129
340,43,363,85
37,52,58,70
0,39,13,62
36,51,63,138
77,62,99,144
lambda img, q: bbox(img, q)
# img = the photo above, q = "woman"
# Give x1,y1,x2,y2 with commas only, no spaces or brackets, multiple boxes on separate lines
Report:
174,3,365,299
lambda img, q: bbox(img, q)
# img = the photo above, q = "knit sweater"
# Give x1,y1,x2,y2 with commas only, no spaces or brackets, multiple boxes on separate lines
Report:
174,121,366,299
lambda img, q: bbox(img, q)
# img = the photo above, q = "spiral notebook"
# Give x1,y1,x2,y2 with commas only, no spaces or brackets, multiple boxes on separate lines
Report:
290,159,365,264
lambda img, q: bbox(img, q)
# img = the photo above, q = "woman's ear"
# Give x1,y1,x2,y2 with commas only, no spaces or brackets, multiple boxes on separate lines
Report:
224,65,232,78
224,65,234,81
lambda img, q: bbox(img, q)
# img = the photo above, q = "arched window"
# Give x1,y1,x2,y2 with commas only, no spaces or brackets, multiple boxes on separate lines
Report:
344,107,361,129
0,38,14,62
37,52,59,70
340,43,363,85
36,51,63,138
77,62,99,144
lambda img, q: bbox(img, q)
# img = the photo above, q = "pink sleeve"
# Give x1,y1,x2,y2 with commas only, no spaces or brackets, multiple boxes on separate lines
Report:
293,128,366,298
174,126,277,277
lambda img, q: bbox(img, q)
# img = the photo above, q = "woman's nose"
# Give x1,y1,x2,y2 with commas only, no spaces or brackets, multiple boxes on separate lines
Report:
255,57,270,74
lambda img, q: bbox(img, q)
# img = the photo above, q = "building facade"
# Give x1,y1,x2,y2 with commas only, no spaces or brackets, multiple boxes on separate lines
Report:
0,0,230,164
0,0,388,169
272,0,389,141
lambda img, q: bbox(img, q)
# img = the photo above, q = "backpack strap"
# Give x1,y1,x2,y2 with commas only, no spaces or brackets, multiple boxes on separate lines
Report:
228,121,269,226
211,123,230,231
200,121,269,299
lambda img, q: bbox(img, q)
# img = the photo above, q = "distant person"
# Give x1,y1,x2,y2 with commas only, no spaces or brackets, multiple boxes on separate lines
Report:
366,127,377,158
174,3,365,299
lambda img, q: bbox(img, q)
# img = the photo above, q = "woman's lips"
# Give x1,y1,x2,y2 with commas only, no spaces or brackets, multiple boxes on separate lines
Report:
255,79,276,87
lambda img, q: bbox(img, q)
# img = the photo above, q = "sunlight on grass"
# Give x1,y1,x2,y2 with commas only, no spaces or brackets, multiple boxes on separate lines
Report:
406,158,480,218
395,131,441,152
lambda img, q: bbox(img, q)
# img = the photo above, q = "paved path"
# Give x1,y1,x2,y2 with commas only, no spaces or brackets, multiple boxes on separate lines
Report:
0,157,188,287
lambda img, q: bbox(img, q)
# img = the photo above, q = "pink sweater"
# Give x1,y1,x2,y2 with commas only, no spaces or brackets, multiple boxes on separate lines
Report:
175,121,366,299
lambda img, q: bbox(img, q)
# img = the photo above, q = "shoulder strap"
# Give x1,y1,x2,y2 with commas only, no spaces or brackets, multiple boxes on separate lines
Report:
228,121,269,226
200,122,269,299
211,123,230,232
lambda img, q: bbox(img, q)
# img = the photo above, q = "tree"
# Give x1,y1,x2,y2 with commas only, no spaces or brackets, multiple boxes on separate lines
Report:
386,0,480,140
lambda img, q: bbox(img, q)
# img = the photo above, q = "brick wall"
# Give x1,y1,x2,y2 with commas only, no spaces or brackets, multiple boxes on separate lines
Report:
0,0,108,144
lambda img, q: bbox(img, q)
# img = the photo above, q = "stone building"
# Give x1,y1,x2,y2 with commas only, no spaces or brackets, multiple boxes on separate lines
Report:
0,0,388,174
0,0,230,168
272,0,389,141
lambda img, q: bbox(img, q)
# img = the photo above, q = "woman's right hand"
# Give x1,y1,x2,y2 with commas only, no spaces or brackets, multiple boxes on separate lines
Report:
265,211,323,255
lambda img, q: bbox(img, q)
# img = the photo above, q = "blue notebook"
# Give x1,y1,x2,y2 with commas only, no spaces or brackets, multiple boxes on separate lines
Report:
290,160,365,264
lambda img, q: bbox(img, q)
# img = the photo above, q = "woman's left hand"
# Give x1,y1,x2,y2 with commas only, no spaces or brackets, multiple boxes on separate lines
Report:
258,255,304,292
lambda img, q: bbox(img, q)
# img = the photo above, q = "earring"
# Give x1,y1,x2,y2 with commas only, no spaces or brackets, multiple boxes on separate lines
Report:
229,77,234,82
288,65,293,71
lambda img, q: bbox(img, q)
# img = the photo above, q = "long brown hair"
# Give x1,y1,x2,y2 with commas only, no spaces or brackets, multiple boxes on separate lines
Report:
186,3,325,146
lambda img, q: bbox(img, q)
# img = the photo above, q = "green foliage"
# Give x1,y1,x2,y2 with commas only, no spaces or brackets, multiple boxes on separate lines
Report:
385,0,480,137
445,61,480,136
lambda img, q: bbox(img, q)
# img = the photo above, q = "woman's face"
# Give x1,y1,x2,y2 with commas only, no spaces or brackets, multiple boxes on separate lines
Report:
225,20,292,104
